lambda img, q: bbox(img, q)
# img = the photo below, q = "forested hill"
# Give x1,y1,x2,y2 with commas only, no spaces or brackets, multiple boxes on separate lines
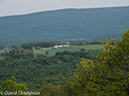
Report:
0,6,129,41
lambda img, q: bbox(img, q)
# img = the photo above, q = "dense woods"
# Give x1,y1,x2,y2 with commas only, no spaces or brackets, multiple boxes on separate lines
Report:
0,46,101,90
74,30,129,95
0,30,128,96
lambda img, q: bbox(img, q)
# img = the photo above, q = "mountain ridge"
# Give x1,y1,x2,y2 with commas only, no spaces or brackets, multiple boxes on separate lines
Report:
0,6,129,41
1,6,128,17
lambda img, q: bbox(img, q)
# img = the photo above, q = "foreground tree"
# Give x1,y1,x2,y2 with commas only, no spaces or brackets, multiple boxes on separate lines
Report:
63,77,79,96
0,76,28,96
40,83,65,96
74,30,129,96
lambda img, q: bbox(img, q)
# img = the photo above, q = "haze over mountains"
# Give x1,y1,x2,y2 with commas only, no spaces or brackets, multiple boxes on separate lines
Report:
0,6,129,41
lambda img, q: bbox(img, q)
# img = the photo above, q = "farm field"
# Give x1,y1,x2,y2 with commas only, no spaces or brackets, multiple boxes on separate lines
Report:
0,44,104,58
33,44,104,56
0,50,5,60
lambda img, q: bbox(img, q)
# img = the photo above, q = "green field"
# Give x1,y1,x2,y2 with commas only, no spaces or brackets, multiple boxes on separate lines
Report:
0,50,5,60
0,45,104,58
33,44,104,57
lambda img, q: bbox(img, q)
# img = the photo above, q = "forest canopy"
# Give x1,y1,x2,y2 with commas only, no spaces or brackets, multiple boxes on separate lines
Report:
74,30,129,96
0,30,128,96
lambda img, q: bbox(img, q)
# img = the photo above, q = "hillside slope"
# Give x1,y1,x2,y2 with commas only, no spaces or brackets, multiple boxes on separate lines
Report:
0,6,129,41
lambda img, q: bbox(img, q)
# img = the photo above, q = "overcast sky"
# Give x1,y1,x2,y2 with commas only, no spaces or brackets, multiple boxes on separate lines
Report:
0,0,129,17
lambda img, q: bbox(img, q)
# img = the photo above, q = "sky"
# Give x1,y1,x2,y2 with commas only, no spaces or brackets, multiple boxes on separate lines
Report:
0,0,129,17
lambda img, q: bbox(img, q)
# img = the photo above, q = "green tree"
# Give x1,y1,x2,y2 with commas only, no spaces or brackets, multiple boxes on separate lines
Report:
46,50,49,55
74,30,129,96
80,48,85,51
40,83,64,96
0,76,29,96
63,77,77,96
11,46,16,49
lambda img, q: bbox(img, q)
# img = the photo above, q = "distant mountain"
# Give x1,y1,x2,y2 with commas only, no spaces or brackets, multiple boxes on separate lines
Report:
0,6,129,41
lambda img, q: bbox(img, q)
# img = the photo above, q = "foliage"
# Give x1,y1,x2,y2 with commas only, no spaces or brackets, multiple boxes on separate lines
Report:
62,77,78,96
46,50,49,55
0,47,100,90
0,76,28,96
74,30,129,96
69,40,104,45
0,30,128,95
4,48,33,59
55,49,100,60
40,83,64,96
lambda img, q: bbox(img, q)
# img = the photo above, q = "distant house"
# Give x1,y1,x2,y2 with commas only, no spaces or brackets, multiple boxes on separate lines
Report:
63,45,69,47
52,42,69,49
43,47,45,50
40,47,45,50
53,45,60,49
58,45,63,47
65,42,69,46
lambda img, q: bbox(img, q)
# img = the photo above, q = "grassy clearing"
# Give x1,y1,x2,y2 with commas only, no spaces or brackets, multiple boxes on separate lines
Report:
0,50,5,53
0,50,5,60
33,44,104,57
0,45,104,58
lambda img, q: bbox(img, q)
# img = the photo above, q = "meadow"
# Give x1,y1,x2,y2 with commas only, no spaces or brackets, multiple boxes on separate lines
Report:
0,44,104,59
0,50,5,60
33,44,104,56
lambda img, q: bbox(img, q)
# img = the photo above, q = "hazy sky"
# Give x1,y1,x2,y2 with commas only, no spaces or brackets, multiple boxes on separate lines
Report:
0,0,129,17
